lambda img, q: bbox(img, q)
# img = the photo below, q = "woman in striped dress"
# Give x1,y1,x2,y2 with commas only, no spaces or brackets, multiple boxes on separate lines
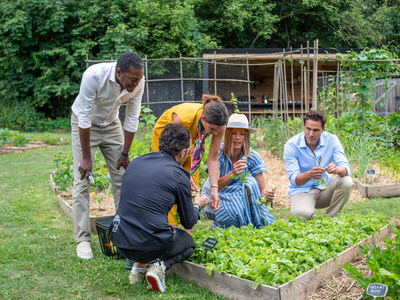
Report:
201,114,275,229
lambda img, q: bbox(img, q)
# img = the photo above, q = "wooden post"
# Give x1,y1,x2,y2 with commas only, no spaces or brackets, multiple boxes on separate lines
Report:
307,41,310,112
336,62,340,136
323,72,326,112
341,67,344,115
180,53,184,103
246,52,252,123
145,55,150,108
279,62,286,140
290,46,295,135
304,67,308,113
273,63,279,120
282,49,290,137
86,54,89,69
385,81,389,150
312,40,318,110
300,45,304,120
214,51,217,95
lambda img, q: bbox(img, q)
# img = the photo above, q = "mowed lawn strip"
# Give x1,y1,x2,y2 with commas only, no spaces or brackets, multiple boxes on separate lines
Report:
0,135,225,300
1,132,399,299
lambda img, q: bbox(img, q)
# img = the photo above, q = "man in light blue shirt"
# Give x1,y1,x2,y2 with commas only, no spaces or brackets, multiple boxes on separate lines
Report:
284,110,353,219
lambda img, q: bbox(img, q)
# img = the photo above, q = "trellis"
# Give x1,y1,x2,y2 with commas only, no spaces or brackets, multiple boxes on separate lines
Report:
85,40,400,132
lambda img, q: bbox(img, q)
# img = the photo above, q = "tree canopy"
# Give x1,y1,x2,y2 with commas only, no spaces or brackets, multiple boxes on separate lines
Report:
0,0,399,128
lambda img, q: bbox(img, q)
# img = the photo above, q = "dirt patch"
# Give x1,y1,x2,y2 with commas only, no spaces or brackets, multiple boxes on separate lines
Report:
54,150,399,216
363,164,400,185
259,151,367,208
57,190,116,217
55,150,387,216
0,141,49,154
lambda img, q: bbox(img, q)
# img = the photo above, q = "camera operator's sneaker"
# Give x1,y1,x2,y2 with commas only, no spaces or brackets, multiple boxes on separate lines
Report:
129,272,144,284
145,261,166,292
76,241,93,259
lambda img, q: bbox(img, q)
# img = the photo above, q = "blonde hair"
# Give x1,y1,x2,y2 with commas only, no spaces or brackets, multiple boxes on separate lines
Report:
201,94,228,126
222,128,251,157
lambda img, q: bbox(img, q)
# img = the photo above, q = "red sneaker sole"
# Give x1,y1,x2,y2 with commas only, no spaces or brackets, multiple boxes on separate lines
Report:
146,275,164,292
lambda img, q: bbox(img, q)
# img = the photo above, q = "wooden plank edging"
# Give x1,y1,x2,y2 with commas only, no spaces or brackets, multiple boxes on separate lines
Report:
49,172,57,194
279,224,391,300
170,261,279,300
50,171,101,233
170,224,391,300
354,179,400,198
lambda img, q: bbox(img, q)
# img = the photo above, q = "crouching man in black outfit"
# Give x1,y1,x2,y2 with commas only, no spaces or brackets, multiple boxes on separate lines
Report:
109,123,207,292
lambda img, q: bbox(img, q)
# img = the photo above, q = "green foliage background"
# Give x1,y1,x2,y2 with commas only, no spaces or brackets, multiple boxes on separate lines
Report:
1,0,399,130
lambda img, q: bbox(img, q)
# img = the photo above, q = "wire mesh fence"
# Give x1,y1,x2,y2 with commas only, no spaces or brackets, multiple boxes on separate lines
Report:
85,44,400,128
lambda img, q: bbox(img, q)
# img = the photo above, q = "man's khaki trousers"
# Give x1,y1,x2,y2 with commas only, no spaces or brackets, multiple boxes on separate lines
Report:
71,114,124,243
290,176,354,220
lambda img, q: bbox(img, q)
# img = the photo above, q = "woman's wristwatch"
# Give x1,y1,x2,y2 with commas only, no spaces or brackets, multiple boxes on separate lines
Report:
193,202,202,211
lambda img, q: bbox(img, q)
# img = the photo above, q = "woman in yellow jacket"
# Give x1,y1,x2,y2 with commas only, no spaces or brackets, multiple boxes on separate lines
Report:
152,94,229,226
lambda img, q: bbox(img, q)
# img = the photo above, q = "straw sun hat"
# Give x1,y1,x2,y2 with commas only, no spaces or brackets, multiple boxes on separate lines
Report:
226,113,257,134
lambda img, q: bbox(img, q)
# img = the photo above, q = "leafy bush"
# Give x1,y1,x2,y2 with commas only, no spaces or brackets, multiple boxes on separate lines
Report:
343,228,400,299
0,128,31,147
326,112,400,183
31,118,71,132
32,133,68,145
376,150,400,182
53,152,74,191
190,212,389,288
129,106,156,157
0,0,216,131
0,100,43,132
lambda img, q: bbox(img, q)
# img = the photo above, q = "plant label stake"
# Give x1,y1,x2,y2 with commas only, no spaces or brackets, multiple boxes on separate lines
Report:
202,238,218,260
366,169,375,186
366,283,388,299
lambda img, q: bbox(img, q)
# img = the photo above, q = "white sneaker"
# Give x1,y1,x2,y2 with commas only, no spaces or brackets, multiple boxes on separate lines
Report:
146,261,166,292
77,241,93,259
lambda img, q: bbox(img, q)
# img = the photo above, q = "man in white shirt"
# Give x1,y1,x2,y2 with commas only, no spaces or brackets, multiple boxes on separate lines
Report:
71,52,145,259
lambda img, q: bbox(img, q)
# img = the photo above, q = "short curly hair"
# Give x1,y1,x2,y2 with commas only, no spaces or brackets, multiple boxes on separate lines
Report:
116,52,144,72
159,123,191,156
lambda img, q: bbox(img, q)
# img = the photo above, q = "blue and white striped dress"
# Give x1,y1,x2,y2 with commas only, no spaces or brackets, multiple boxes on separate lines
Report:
201,146,275,230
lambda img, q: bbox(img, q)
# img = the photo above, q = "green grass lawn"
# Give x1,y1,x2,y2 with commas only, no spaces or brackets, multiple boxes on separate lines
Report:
1,133,399,299
0,135,224,300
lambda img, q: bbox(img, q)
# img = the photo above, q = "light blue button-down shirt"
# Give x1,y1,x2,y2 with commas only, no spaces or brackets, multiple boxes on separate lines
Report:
284,131,351,197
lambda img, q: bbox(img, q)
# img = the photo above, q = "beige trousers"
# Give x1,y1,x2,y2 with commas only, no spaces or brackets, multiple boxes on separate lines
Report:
71,114,124,243
290,176,353,220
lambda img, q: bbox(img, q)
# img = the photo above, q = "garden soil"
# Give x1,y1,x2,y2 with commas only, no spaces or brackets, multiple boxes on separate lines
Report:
259,151,367,208
57,149,373,225
68,150,368,217
52,150,400,299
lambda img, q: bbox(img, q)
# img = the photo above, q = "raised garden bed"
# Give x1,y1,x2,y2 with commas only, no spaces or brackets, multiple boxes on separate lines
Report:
50,172,115,232
354,180,400,198
170,224,391,300
353,165,400,198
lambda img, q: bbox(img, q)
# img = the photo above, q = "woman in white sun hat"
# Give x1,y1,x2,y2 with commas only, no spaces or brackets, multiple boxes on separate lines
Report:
201,113,275,229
